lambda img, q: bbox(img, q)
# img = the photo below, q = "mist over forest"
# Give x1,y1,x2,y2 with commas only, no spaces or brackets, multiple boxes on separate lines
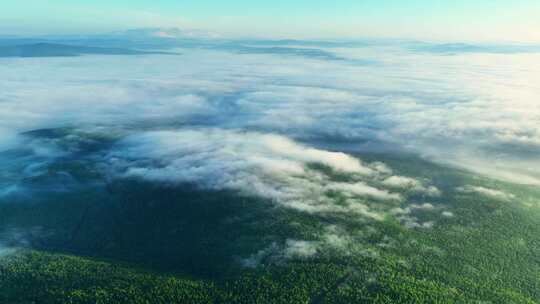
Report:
1,28,540,303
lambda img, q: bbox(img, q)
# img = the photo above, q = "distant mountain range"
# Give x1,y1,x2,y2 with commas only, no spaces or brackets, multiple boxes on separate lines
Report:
0,42,174,57
411,42,540,54
1,28,540,59
112,27,222,39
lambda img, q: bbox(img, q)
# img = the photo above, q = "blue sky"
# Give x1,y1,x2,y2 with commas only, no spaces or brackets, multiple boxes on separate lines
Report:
3,0,540,41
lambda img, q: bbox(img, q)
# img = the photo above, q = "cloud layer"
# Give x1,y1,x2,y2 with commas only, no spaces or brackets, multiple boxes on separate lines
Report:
1,44,538,185
107,129,432,217
2,41,536,264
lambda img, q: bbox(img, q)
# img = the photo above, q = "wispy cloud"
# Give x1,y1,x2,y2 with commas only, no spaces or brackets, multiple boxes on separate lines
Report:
456,186,516,201
106,129,422,217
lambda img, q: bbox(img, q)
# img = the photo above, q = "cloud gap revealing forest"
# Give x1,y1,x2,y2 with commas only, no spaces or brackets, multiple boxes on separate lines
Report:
1,13,540,304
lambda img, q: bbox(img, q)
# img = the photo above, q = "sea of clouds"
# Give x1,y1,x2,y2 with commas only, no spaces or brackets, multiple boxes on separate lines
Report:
1,39,537,261
1,43,539,186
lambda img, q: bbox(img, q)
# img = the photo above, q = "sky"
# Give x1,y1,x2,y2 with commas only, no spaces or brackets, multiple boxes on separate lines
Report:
3,0,540,41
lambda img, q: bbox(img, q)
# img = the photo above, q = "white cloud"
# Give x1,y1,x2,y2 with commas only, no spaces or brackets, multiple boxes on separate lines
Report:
382,176,441,196
442,211,454,218
107,129,405,217
399,217,435,230
241,242,279,268
1,47,539,187
382,176,420,188
457,186,516,201
257,135,374,175
329,182,402,201
390,203,442,229
283,240,318,259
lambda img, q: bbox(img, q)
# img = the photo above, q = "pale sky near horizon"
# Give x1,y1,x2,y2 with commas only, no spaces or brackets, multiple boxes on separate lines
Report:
2,0,540,42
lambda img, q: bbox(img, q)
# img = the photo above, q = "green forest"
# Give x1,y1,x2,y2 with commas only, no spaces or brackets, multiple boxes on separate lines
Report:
1,129,540,303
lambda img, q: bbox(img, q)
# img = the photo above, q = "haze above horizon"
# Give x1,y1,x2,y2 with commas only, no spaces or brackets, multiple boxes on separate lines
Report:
3,0,540,42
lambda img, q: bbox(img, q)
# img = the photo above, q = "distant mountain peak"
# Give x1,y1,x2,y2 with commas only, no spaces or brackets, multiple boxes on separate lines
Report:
115,28,222,39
